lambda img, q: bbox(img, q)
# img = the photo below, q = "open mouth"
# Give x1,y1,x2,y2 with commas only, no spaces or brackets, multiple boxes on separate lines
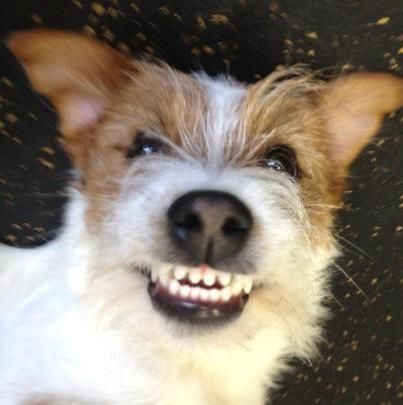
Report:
144,264,252,323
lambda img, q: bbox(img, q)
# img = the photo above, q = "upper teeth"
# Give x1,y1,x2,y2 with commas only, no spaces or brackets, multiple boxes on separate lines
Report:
150,264,253,302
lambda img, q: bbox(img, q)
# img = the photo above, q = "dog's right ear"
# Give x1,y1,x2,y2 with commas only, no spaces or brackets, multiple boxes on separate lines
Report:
7,29,132,138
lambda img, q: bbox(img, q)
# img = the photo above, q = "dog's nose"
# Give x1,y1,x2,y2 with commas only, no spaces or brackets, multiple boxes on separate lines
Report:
167,190,252,266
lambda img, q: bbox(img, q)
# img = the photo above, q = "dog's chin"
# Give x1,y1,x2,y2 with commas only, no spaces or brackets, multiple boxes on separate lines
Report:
134,263,253,325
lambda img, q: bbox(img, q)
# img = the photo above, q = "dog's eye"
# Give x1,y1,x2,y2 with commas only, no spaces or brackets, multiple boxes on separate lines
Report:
264,146,300,179
127,133,165,159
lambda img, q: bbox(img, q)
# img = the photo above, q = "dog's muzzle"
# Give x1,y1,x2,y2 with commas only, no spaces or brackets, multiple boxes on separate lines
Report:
147,190,254,323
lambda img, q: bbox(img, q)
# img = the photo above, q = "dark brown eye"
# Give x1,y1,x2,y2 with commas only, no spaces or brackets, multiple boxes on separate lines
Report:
127,133,165,159
264,146,301,179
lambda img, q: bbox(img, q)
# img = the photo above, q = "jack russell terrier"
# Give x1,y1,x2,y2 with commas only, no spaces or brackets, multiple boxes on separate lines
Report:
0,29,402,404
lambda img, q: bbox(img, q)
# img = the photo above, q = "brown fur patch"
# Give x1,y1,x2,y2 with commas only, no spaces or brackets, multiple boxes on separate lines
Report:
7,30,403,239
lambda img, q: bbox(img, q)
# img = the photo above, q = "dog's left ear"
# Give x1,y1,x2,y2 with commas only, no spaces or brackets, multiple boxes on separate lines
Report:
6,29,132,136
322,72,403,175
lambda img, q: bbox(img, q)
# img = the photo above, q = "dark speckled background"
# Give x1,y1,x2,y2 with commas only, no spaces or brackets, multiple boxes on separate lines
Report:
0,1,402,403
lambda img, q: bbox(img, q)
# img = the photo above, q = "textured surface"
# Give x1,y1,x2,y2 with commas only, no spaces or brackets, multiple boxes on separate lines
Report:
0,1,402,403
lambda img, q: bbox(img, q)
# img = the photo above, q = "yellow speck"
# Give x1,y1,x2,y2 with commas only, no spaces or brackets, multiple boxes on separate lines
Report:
396,225,403,232
337,365,343,372
202,45,215,55
117,42,131,54
386,315,392,321
72,0,83,9
210,14,229,25
40,147,55,156
284,39,293,47
306,31,318,39
307,49,316,56
5,235,17,243
376,17,390,26
130,3,140,13
371,278,378,285
191,47,201,57
159,5,170,15
268,2,280,14
102,28,115,43
2,77,13,87
5,113,18,124
91,2,105,16
37,158,55,170
107,7,118,18
31,14,43,24
398,47,403,55
11,224,22,230
145,46,156,55
136,32,147,42
341,63,355,72
82,26,96,37
196,15,206,30
352,375,359,382
88,15,99,25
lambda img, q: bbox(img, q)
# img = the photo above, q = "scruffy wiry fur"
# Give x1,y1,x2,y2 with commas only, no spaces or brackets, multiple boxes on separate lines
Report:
0,29,402,404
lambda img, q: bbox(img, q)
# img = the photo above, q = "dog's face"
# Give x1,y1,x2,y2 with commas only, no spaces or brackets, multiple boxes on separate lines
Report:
8,30,403,348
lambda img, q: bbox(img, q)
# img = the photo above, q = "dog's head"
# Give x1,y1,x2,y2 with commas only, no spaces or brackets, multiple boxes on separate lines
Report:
8,30,403,352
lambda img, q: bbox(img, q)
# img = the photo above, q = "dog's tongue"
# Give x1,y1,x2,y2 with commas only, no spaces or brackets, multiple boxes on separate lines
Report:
148,280,249,323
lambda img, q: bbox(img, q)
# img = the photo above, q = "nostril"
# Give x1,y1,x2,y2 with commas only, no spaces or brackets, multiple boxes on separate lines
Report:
222,217,249,235
175,213,202,231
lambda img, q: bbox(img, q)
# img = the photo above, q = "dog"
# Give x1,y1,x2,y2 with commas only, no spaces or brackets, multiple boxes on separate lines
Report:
0,29,402,404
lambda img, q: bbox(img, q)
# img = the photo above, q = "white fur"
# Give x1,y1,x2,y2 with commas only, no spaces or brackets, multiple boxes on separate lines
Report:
0,77,337,404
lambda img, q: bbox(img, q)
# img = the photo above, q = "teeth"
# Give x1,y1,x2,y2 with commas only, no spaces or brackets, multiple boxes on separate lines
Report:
210,289,220,302
179,284,191,299
231,277,243,296
217,271,232,287
203,269,216,286
221,287,232,302
168,279,180,295
200,288,210,302
149,264,253,302
174,266,187,281
242,276,252,294
190,286,201,300
188,268,202,284
159,270,171,288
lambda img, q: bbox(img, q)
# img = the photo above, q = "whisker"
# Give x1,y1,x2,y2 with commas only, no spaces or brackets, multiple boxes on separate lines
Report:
334,234,374,261
326,287,345,310
333,262,371,303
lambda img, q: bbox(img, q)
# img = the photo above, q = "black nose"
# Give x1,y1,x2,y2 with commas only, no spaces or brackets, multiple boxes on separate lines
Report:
167,190,253,266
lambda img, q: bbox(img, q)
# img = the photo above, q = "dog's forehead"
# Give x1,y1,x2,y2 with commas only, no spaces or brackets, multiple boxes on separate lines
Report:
108,64,322,165
116,65,246,146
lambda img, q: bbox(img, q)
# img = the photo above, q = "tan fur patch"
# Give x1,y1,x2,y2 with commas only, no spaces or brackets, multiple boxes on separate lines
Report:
7,29,403,242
